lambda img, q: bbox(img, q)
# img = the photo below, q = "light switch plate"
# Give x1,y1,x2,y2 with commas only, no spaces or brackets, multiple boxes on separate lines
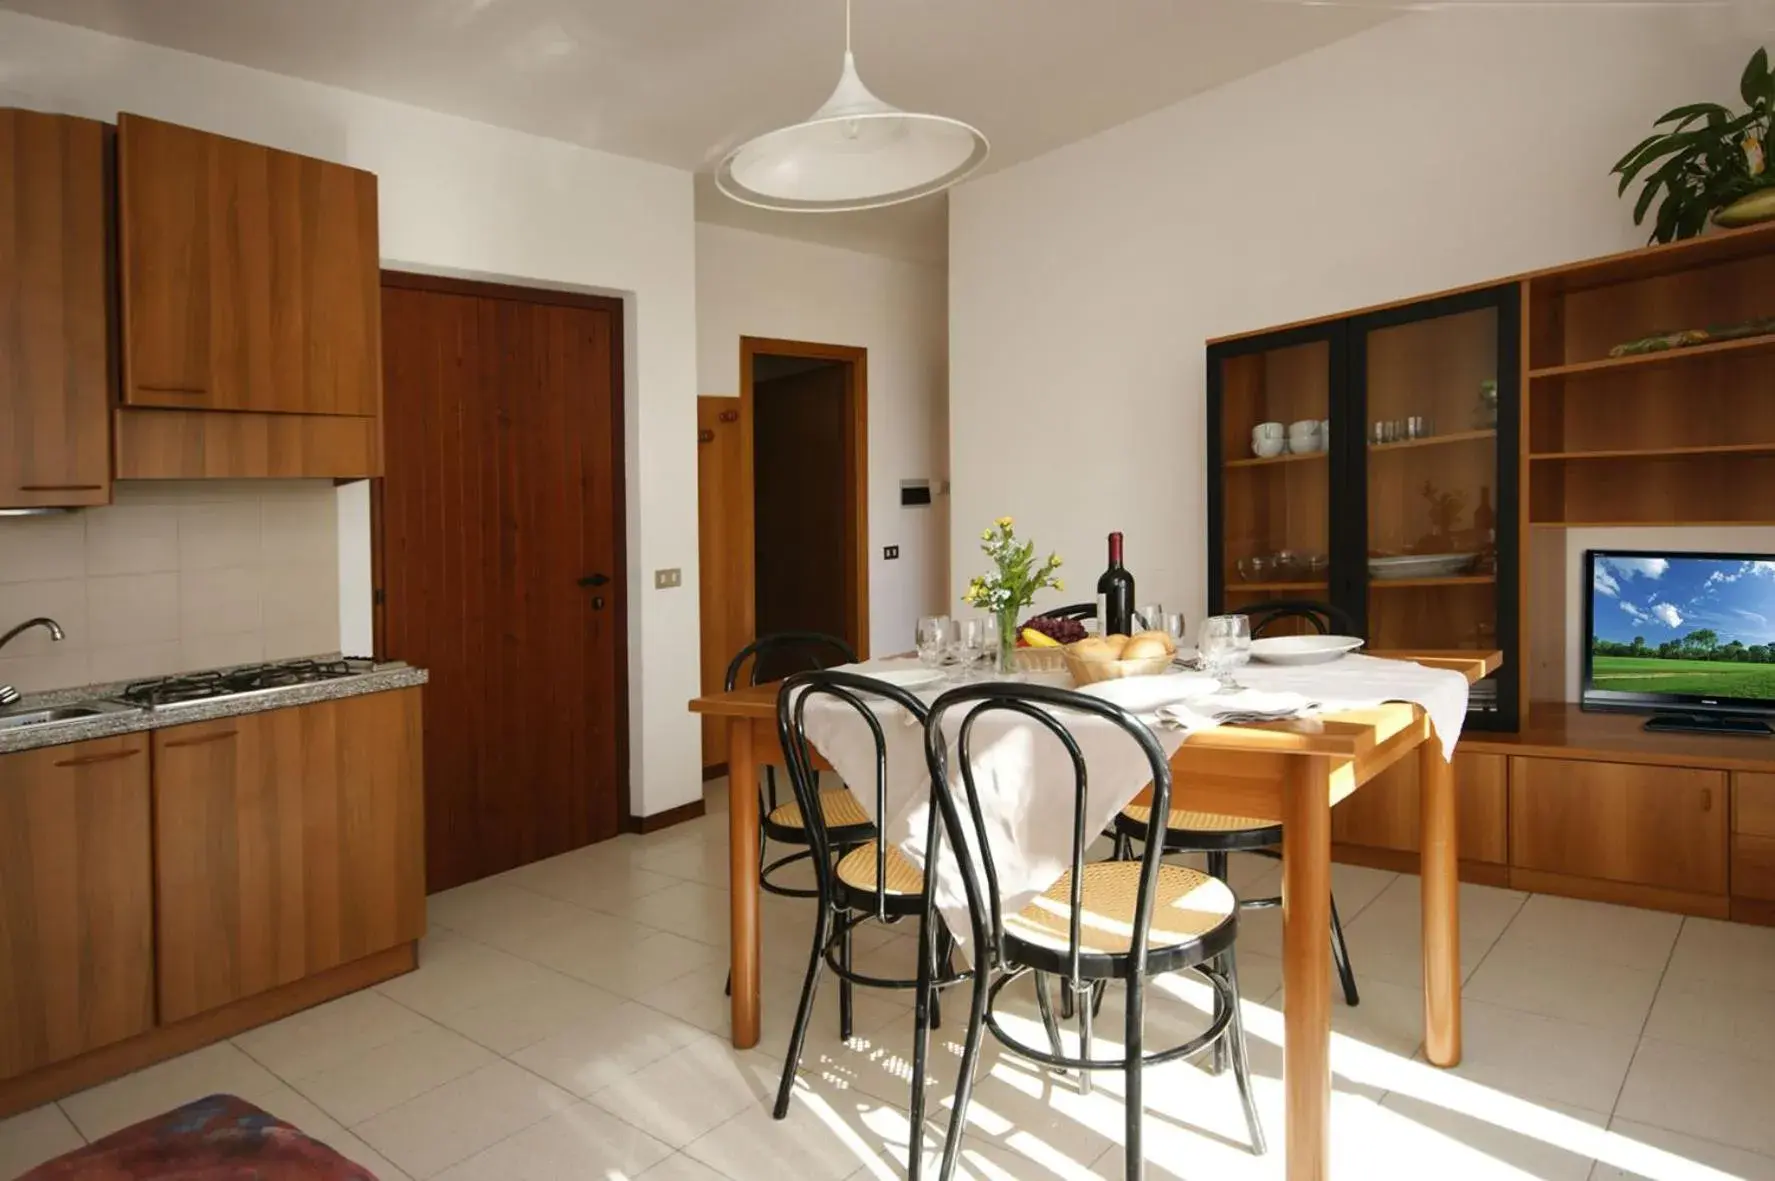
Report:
883,546,900,560
655,568,682,589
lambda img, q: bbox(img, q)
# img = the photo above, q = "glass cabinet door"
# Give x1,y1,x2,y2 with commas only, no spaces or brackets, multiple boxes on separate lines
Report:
1353,286,1520,727
1209,328,1346,633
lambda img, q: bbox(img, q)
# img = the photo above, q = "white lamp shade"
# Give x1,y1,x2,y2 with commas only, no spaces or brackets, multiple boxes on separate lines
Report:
717,52,989,212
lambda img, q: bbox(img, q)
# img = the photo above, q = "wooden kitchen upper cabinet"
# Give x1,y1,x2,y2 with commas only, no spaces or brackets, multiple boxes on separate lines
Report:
153,689,425,1024
0,110,111,508
117,113,381,417
1510,757,1727,895
0,736,154,1081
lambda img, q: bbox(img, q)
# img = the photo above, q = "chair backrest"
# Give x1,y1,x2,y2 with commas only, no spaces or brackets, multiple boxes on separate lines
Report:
728,631,856,691
1032,603,1097,622
777,670,928,919
922,682,1174,985
1239,598,1358,639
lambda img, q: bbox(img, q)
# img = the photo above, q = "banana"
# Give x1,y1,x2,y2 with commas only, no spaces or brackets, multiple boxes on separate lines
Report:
1021,627,1062,648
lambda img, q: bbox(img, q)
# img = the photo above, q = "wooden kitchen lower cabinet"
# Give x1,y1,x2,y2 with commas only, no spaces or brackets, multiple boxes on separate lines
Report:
1331,750,1508,865
1509,757,1727,896
0,737,154,1081
153,689,425,1023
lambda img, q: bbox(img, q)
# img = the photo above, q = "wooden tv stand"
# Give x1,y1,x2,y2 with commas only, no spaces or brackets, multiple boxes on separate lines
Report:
1330,703,1775,926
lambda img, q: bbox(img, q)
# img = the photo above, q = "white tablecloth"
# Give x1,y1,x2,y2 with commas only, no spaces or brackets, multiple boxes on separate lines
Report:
794,653,1471,951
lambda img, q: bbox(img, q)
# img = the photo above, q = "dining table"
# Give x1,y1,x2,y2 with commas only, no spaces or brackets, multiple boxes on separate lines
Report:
689,646,1502,1181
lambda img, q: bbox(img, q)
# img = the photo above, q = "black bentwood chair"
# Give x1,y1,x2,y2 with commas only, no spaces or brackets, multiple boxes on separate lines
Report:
726,632,861,899
1113,598,1362,1015
921,682,1265,1181
773,670,968,1178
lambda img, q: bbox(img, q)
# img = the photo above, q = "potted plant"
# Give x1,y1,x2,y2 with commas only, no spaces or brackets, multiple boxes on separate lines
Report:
962,517,1063,674
1613,46,1775,243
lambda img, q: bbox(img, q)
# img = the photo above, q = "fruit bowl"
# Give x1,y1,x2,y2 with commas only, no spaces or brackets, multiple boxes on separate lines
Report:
1014,647,1068,673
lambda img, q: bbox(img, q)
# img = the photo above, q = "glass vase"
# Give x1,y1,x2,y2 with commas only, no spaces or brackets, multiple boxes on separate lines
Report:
996,609,1020,676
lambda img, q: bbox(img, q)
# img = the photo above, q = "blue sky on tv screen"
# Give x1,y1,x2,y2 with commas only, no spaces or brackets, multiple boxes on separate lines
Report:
1591,554,1775,647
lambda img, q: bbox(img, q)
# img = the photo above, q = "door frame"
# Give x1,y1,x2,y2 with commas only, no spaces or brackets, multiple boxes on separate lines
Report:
740,335,870,658
371,269,632,823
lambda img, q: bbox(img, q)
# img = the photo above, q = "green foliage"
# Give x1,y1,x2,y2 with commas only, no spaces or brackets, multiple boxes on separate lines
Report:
962,517,1063,618
1612,46,1774,243
1592,631,1773,662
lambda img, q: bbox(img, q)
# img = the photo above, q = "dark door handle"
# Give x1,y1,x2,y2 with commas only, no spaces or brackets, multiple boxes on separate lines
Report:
578,573,611,588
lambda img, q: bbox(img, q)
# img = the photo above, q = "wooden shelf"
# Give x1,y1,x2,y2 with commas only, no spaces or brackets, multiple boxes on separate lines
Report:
1529,332,1775,381
1369,574,1496,589
1368,428,1495,454
1531,442,1775,462
1225,580,1328,593
1531,519,1775,528
1224,449,1327,469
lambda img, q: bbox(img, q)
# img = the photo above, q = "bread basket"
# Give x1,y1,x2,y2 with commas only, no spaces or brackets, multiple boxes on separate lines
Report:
1013,646,1068,673
1062,651,1174,686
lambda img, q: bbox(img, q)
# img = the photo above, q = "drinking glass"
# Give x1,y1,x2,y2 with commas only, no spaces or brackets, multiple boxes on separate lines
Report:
1198,614,1251,687
1136,602,1165,632
1156,611,1188,648
952,617,988,677
916,615,953,669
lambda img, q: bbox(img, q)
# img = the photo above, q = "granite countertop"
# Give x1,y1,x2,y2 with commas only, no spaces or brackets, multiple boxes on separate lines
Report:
0,658,429,755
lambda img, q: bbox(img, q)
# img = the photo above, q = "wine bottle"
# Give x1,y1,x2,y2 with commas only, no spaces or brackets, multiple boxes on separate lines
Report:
1097,532,1135,636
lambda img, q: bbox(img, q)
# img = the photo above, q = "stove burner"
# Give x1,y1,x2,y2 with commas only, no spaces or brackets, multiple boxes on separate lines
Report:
120,658,373,708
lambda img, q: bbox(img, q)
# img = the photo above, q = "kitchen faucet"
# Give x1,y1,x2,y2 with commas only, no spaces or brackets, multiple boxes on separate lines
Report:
0,617,65,707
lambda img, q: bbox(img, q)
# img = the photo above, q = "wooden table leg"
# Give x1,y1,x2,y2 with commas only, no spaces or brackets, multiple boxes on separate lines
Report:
728,718,762,1049
1281,755,1333,1181
1420,736,1462,1066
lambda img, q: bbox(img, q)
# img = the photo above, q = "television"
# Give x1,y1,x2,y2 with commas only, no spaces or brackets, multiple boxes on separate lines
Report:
1583,549,1775,735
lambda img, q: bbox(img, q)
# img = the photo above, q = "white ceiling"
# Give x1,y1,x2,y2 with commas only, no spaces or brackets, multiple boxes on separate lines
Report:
0,0,1402,260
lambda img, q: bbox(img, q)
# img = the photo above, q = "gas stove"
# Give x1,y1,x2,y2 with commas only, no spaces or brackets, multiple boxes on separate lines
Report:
119,657,376,709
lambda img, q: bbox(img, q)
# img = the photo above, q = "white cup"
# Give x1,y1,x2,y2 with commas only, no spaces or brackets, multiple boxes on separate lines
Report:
1288,419,1320,438
1252,421,1285,440
1252,437,1286,459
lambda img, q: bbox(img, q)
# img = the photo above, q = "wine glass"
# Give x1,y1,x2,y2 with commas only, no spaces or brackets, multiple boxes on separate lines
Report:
951,617,988,678
1136,602,1165,632
1198,614,1251,688
916,615,954,670
1157,611,1188,650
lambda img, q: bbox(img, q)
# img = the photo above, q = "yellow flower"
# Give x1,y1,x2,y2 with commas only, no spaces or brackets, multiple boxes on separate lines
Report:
996,516,1014,529
1054,579,1065,592
981,529,993,540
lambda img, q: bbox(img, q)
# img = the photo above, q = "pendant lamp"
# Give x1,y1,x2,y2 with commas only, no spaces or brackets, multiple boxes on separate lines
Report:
715,0,989,212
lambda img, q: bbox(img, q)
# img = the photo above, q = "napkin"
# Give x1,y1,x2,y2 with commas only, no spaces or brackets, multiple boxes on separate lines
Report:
1154,688,1314,731
1077,673,1222,714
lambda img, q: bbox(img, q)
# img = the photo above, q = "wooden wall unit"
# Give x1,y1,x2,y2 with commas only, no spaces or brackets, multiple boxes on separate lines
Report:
0,110,112,509
0,736,153,1082
116,113,381,418
153,690,425,1023
113,406,381,479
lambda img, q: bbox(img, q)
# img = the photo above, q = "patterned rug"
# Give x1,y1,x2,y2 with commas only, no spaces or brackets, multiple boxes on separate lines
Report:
20,1094,378,1180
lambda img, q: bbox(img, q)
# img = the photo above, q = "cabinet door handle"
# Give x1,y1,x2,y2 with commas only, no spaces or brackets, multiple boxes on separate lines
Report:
163,729,239,749
18,484,104,492
54,748,143,768
135,385,208,395
1702,787,1714,812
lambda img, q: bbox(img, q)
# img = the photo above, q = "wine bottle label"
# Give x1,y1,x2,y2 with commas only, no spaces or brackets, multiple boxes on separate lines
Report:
1096,593,1108,632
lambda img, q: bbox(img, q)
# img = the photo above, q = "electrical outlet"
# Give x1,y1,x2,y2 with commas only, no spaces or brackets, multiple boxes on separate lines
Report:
654,568,682,589
883,546,900,560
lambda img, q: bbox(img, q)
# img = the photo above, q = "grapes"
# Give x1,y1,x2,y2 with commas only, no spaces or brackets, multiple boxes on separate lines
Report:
1021,615,1088,645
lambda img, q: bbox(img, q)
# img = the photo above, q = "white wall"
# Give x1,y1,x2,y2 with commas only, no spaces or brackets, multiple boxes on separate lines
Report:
949,7,1763,649
696,224,950,655
0,10,702,815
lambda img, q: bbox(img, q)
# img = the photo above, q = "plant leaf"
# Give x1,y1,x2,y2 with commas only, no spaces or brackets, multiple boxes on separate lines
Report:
1653,187,1687,243
1612,132,1666,176
1655,102,1732,128
1742,47,1771,108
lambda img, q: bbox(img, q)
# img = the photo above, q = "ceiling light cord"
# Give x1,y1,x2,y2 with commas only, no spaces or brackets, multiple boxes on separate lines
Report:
845,0,852,55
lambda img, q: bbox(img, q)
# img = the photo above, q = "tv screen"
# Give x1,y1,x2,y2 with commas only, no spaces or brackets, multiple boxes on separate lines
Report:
1584,549,1775,713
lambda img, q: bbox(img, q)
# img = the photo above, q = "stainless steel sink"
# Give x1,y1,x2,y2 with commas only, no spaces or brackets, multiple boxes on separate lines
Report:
0,701,137,731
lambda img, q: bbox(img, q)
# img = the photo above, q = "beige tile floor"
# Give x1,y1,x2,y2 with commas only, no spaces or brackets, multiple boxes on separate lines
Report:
6,780,1775,1180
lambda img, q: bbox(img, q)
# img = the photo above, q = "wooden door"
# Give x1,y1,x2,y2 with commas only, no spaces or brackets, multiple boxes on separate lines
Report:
117,113,380,416
1330,750,1508,864
0,110,111,509
698,396,753,769
0,736,153,1080
380,276,626,890
1510,757,1726,893
153,693,426,1023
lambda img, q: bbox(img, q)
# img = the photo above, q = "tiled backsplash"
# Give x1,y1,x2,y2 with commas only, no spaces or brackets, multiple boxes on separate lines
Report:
0,481,341,693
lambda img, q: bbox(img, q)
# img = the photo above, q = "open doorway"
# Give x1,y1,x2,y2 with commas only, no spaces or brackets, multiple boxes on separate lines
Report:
695,336,868,774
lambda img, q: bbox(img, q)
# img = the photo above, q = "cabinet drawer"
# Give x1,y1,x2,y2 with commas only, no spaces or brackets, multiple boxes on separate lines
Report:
1735,772,1775,838
1510,757,1727,894
1733,833,1775,901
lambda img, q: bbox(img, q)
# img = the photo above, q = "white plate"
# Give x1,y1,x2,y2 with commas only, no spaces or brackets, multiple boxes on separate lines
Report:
1249,635,1365,665
1367,553,1476,579
865,668,946,691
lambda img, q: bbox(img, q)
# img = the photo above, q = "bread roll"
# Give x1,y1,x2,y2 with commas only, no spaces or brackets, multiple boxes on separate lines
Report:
1069,637,1118,662
1122,635,1171,660
1102,634,1130,659
1129,629,1177,655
